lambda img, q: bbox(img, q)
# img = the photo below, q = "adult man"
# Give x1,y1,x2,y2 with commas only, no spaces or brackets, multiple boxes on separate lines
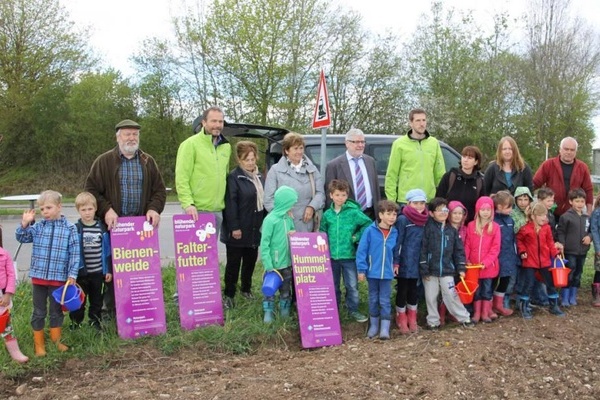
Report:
175,106,231,232
325,128,380,219
385,109,445,204
533,137,593,217
85,119,167,317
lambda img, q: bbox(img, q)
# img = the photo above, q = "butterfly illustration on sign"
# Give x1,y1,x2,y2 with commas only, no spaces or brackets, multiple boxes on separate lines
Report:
196,222,216,242
138,221,155,241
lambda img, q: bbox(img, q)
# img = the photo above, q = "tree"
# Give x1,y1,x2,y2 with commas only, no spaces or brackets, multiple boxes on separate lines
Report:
0,0,91,168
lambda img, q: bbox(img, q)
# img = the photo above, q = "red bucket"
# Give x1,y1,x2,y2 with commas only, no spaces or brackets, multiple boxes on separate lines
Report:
0,309,9,333
465,264,484,282
550,267,571,288
456,280,479,304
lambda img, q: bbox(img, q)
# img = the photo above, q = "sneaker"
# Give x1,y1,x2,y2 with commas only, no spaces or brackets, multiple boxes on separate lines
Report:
350,311,368,323
240,292,255,300
223,296,235,309
460,320,475,329
426,324,440,331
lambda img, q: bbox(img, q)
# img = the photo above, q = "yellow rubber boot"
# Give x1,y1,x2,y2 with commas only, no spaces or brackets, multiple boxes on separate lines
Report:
33,330,46,357
49,327,68,352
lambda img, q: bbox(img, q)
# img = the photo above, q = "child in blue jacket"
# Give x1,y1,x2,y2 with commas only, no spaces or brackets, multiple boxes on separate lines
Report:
357,200,398,340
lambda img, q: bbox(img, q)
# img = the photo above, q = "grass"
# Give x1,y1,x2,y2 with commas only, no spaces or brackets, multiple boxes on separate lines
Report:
1,254,595,379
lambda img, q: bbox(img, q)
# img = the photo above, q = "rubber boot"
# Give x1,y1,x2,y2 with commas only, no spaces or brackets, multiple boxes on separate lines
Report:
487,300,498,320
396,309,409,334
503,293,511,310
263,301,274,324
519,297,533,319
279,298,292,319
407,306,418,333
5,337,29,363
49,327,68,352
549,297,565,317
367,317,379,339
569,287,578,306
492,293,513,316
472,300,482,323
379,319,391,340
481,300,492,323
438,302,447,326
561,288,571,307
592,283,600,307
33,330,46,357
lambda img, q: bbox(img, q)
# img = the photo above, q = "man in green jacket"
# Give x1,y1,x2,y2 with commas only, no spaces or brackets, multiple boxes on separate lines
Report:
175,106,232,234
385,109,445,203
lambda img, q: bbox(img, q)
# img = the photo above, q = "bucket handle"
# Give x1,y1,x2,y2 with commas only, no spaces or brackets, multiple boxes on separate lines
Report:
59,281,81,305
263,269,283,281
553,254,566,269
460,275,472,295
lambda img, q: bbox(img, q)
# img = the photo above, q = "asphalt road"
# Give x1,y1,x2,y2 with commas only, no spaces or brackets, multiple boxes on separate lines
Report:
1,202,227,281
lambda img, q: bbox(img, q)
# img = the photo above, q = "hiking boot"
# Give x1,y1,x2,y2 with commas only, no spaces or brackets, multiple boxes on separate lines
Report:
240,291,255,300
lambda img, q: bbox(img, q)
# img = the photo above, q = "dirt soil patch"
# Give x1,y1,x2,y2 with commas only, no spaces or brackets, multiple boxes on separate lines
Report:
2,300,600,400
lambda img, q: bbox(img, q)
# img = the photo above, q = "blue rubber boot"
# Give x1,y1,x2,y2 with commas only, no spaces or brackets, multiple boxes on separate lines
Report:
561,288,571,307
519,297,533,319
379,319,391,340
549,297,565,317
279,299,292,319
367,317,379,339
569,287,578,306
263,301,275,324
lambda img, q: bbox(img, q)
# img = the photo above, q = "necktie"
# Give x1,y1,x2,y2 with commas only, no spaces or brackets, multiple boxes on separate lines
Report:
353,158,367,210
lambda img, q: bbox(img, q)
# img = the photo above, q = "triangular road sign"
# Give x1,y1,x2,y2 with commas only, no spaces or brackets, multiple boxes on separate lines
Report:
312,69,331,129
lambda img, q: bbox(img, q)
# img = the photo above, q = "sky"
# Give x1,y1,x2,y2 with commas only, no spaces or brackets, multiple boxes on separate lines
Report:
64,0,600,139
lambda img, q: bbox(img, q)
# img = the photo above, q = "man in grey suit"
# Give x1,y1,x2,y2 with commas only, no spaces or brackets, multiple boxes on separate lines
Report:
325,128,380,220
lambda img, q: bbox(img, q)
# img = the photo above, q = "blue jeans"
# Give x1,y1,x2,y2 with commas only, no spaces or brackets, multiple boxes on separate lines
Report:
475,278,493,301
331,259,359,313
367,278,392,320
564,253,586,288
518,267,558,299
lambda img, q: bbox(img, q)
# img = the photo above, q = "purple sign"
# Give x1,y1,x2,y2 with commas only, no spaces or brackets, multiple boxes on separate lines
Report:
172,214,223,329
290,232,342,349
110,216,167,339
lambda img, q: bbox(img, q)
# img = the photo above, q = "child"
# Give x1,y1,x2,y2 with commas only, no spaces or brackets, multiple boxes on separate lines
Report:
464,196,501,323
557,188,591,307
70,192,112,330
491,191,518,316
357,200,399,340
16,190,80,355
393,189,428,334
260,186,298,323
0,246,28,363
589,193,600,307
319,180,372,322
419,197,473,330
516,202,564,318
511,186,534,233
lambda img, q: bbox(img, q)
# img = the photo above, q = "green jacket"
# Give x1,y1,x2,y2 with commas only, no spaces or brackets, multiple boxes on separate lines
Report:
385,131,445,203
512,186,534,233
260,186,298,271
319,199,372,260
175,128,231,211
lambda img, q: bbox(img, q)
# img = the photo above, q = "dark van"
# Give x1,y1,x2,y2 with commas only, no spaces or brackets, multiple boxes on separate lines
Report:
222,123,460,196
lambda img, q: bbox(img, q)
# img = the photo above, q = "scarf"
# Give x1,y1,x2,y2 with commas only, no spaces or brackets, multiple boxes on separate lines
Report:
243,167,264,211
402,205,428,226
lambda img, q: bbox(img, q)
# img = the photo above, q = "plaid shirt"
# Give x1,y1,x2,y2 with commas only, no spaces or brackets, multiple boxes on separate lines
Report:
16,216,80,281
119,152,143,216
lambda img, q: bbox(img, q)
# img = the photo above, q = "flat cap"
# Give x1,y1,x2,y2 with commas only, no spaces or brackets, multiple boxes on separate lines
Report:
115,119,141,132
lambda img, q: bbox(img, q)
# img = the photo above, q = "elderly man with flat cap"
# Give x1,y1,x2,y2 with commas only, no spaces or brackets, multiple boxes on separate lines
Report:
85,119,167,317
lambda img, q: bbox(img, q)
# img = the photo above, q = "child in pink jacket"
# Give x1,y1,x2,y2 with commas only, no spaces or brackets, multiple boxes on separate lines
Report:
464,197,501,323
1,246,29,363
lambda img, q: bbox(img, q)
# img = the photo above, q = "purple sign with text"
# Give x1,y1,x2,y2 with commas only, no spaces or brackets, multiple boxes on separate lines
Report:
290,232,342,348
110,216,166,339
173,213,223,329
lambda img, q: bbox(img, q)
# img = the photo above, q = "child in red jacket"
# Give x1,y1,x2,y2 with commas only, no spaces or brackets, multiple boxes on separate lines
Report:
516,202,564,318
464,197,501,323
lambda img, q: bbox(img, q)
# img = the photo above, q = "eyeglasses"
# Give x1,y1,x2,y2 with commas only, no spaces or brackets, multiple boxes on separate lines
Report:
435,207,449,213
347,140,366,144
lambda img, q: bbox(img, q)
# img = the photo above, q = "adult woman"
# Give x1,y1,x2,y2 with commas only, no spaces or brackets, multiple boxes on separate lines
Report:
220,141,266,307
435,146,485,223
484,136,533,196
264,132,325,232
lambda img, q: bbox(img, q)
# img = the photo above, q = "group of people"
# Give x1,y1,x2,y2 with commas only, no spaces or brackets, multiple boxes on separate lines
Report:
1,105,598,364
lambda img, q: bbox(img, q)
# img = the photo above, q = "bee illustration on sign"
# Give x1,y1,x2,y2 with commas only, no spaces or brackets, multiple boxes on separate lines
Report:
196,222,216,242
138,221,155,241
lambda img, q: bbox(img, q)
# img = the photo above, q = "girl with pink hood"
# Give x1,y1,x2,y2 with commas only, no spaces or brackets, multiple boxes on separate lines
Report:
464,196,501,323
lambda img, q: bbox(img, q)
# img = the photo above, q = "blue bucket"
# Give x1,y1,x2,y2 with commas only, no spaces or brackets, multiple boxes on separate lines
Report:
52,284,84,312
262,270,283,297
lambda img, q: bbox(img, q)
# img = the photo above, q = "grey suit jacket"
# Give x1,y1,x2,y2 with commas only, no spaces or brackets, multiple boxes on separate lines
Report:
325,153,380,211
